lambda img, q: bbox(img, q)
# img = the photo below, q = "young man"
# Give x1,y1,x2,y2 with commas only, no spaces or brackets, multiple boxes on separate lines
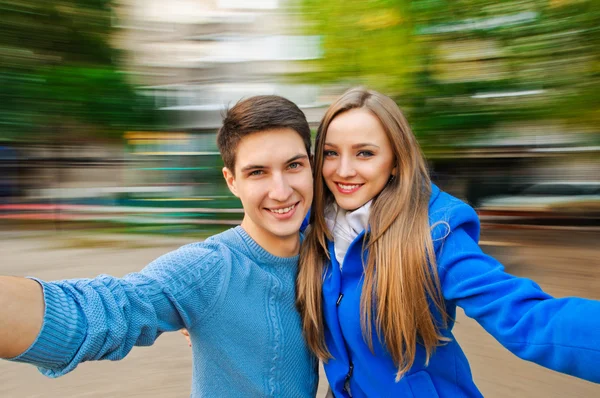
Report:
0,96,318,397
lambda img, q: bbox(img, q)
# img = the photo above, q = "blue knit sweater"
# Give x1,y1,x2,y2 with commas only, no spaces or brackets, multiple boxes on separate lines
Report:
11,226,319,397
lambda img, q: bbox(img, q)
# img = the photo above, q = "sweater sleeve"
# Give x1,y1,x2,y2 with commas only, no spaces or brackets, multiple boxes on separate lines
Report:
437,218,600,383
10,242,229,378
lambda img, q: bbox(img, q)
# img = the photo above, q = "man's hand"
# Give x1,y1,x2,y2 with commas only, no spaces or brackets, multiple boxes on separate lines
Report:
0,277,44,358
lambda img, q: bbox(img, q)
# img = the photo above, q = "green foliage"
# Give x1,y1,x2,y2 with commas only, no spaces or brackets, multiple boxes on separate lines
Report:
0,0,157,142
294,0,599,148
290,0,418,94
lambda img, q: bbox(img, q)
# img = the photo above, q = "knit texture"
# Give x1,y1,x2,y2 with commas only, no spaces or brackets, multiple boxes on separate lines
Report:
12,226,319,397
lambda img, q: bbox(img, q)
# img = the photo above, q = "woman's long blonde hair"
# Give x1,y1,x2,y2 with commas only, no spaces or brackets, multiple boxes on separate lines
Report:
296,87,448,380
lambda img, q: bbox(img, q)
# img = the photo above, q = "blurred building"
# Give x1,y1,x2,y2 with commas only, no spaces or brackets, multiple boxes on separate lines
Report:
107,0,327,199
114,0,325,128
8,0,598,219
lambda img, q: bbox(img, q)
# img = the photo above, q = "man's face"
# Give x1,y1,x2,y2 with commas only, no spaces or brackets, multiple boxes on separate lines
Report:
223,128,313,253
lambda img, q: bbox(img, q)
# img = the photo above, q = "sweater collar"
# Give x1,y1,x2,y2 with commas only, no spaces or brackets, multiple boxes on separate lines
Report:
233,226,299,269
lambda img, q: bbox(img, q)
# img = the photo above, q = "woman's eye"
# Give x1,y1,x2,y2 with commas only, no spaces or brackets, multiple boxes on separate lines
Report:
358,150,374,157
324,150,337,157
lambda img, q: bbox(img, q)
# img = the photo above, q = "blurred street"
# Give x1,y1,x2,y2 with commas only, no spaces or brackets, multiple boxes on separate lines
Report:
0,227,598,397
1,0,599,395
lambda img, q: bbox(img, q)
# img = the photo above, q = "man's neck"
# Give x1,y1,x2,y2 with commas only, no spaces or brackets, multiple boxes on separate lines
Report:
240,220,300,258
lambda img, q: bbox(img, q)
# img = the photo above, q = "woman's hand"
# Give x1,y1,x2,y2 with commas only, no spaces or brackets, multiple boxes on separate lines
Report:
180,329,191,347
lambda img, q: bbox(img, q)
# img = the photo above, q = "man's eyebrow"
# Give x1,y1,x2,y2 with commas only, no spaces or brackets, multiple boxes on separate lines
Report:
240,154,308,173
286,154,309,163
240,164,266,173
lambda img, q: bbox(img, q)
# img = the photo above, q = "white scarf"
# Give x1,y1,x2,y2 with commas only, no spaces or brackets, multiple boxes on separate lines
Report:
325,200,372,269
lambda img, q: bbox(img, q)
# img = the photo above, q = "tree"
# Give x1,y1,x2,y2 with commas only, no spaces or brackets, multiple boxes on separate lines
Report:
290,0,418,96
293,0,599,149
0,0,157,142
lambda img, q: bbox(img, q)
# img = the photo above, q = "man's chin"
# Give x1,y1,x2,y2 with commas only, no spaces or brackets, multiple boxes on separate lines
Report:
267,220,303,239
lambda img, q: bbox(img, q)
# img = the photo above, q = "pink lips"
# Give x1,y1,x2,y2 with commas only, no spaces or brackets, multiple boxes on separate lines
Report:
335,182,363,194
266,202,299,220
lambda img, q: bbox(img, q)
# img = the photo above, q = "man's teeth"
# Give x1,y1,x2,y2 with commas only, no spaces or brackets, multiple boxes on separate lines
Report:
338,183,360,190
271,204,295,214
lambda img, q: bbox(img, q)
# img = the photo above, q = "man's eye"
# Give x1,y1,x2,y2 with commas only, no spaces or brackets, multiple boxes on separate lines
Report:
249,170,264,176
288,162,301,169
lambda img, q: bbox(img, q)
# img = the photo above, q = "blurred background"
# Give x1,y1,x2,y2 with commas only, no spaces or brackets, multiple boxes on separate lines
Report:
0,0,598,397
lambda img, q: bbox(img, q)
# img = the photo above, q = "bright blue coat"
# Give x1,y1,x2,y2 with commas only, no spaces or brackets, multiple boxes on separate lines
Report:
322,184,600,397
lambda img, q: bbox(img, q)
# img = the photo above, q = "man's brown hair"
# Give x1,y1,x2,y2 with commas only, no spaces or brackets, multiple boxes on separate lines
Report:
217,95,312,173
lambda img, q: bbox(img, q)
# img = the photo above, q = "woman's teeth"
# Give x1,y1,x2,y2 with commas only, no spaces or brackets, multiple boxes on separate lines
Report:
338,183,360,190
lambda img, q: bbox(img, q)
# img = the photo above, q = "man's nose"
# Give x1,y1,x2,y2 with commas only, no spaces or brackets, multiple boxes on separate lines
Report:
268,173,293,202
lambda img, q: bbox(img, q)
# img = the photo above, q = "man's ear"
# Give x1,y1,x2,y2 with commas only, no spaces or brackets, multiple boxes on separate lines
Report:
222,167,239,197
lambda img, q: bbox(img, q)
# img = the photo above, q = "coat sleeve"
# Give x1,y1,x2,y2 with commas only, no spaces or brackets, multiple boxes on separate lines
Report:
10,242,229,378
437,220,600,383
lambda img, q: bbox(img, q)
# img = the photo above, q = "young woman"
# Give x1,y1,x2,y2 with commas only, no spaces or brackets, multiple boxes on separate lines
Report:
296,87,600,397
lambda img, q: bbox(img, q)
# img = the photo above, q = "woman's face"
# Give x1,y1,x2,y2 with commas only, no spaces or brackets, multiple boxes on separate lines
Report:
322,108,396,211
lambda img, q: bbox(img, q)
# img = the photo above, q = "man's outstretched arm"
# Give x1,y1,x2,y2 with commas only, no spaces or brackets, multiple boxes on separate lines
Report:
0,277,44,358
0,243,226,378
